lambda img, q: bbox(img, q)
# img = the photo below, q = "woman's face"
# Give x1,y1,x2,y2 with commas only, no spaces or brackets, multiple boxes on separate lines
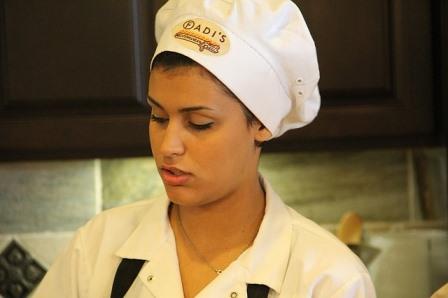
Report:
148,66,268,207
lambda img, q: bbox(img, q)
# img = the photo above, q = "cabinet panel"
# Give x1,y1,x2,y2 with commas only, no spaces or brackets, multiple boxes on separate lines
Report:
4,0,133,101
0,0,154,160
299,0,392,93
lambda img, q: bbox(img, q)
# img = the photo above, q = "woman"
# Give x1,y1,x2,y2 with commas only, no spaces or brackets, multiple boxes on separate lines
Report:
34,0,376,297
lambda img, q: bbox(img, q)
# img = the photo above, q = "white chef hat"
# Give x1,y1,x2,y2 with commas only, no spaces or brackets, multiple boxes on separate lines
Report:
151,0,320,139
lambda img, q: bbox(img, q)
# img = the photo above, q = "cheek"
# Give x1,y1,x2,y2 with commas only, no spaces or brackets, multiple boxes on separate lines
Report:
148,123,161,154
188,136,221,168
191,127,253,176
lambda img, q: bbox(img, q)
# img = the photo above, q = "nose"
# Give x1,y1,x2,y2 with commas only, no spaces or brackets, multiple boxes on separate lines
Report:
159,121,185,158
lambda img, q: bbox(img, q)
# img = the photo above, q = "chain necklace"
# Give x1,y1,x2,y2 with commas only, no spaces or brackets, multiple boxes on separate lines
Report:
175,206,224,275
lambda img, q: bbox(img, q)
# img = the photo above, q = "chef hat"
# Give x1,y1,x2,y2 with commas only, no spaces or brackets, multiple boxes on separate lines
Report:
151,0,320,139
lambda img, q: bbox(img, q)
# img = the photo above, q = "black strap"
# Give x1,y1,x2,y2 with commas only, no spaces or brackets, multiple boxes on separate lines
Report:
111,258,269,298
111,258,145,298
247,283,270,298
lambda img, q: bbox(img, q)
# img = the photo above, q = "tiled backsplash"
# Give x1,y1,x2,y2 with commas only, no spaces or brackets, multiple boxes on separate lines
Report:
0,147,447,297
0,160,100,233
261,150,410,222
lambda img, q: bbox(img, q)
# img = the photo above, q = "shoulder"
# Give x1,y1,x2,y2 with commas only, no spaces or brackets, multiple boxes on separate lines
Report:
283,206,375,296
76,197,163,253
286,205,368,272
84,198,156,231
92,198,158,224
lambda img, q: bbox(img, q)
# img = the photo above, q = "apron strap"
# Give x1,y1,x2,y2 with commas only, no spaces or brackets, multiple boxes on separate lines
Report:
111,258,145,298
247,283,270,298
111,258,270,298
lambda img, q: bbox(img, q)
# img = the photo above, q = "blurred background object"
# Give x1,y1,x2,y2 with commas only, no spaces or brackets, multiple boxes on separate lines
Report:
337,211,380,266
431,283,448,298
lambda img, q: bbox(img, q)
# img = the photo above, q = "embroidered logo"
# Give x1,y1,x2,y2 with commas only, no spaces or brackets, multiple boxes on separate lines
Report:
172,18,230,56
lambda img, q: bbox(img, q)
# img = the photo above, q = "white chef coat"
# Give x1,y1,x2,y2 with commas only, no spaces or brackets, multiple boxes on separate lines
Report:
33,177,376,298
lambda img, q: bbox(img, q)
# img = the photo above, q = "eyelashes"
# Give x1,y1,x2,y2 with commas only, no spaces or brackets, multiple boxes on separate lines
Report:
150,114,167,124
189,122,214,131
150,114,214,131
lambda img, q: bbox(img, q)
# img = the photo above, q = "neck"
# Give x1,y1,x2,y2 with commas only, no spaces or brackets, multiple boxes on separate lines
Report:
172,174,266,251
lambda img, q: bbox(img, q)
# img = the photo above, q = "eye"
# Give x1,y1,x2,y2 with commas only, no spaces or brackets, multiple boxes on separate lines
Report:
150,114,168,124
189,122,214,131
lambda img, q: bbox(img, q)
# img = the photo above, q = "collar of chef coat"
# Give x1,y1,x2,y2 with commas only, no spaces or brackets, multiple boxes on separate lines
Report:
114,175,292,294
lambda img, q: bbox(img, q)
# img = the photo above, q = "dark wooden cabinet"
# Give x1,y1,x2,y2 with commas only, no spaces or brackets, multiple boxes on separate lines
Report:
0,0,445,160
268,0,443,151
0,0,157,160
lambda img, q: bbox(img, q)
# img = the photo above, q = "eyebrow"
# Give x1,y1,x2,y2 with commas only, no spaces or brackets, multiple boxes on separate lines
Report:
147,96,215,113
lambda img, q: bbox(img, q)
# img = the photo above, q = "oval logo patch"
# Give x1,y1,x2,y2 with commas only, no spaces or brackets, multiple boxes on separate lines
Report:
172,18,230,56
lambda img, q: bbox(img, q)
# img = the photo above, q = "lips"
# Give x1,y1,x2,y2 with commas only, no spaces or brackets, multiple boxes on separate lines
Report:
160,166,191,186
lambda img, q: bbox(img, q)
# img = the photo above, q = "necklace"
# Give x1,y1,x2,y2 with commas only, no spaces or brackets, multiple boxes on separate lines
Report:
175,206,224,275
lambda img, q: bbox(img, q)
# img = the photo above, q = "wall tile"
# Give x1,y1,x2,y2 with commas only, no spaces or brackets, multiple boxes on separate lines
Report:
101,157,165,210
259,150,409,223
0,160,98,233
412,148,448,220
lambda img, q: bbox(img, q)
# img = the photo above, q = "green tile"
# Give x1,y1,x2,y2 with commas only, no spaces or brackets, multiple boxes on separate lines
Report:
101,157,165,210
260,150,409,223
411,147,447,220
0,160,97,233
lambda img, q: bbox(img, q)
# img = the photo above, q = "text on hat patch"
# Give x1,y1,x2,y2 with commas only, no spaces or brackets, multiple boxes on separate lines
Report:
172,18,230,56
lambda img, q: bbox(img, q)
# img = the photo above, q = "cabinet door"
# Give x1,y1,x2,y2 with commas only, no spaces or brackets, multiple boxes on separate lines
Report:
0,0,155,160
266,0,438,150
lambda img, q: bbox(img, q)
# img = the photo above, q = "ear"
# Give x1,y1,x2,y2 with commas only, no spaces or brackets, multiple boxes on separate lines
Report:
253,122,272,142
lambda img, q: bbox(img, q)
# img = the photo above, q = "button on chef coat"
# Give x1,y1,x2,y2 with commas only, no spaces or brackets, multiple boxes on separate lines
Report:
33,177,376,297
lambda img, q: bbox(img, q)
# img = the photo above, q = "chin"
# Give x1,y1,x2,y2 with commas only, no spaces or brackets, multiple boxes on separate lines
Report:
164,185,204,206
